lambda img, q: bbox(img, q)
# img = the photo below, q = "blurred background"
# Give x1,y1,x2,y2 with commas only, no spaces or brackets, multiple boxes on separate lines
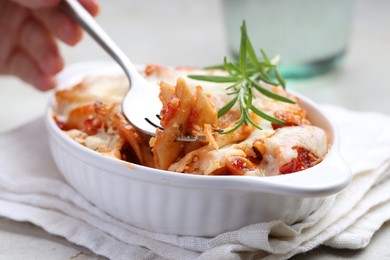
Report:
0,0,390,258
1,0,389,133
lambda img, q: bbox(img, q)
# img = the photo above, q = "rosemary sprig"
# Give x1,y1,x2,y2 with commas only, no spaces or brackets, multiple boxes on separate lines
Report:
188,20,294,134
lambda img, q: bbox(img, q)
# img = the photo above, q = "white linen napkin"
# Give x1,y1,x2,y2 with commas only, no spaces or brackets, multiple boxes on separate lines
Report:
0,104,390,260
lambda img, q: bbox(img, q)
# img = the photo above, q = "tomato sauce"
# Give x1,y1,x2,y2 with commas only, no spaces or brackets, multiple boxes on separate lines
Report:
279,146,319,174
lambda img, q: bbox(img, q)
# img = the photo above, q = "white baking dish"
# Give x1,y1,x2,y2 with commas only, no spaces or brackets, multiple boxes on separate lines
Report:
45,61,351,236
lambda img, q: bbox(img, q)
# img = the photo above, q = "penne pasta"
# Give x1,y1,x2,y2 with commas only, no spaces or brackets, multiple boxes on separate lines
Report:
53,66,328,176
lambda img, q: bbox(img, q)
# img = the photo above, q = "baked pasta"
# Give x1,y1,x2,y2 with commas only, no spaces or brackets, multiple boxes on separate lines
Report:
53,65,328,176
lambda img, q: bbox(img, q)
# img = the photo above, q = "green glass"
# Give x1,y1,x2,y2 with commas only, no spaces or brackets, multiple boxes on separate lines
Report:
222,0,354,78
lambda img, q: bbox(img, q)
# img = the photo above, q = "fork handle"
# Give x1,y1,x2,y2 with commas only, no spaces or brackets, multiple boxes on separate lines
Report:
61,0,136,82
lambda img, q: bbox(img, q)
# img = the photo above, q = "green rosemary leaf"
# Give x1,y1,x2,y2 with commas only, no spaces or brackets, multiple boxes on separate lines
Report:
260,49,271,65
258,61,274,68
226,84,240,95
226,82,239,91
251,79,295,104
246,67,259,75
250,105,286,125
246,37,261,70
239,21,248,77
186,20,291,134
188,75,236,83
226,82,240,96
245,85,253,108
221,116,245,134
204,64,225,70
218,96,239,117
223,57,241,77
245,109,263,131
274,67,286,89
253,74,279,86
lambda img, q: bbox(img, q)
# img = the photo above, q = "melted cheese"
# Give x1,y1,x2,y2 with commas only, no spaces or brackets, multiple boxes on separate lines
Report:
56,65,329,176
259,125,328,176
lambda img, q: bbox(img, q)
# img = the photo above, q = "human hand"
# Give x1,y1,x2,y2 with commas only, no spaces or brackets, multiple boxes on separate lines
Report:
0,0,99,91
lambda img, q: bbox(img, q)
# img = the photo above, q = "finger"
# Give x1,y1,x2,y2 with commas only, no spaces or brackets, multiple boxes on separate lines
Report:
31,0,99,46
0,1,29,62
9,0,60,9
79,0,100,17
10,0,99,15
18,18,64,75
5,48,56,91
32,7,83,45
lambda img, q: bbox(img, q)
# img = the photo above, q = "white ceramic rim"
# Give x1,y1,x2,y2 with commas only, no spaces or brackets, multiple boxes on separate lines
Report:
47,61,352,198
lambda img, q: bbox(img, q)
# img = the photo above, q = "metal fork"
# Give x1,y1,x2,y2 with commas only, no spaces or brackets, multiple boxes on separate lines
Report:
61,0,202,141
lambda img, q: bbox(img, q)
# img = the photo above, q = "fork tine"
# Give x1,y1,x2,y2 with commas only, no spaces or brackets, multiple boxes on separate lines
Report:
145,116,207,142
145,118,163,131
175,135,206,142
